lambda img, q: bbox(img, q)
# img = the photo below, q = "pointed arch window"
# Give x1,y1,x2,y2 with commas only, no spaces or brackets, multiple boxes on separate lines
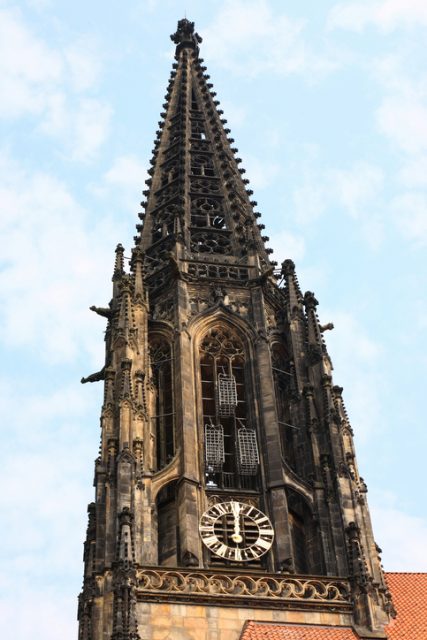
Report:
199,327,259,490
287,489,325,575
190,197,227,230
156,481,178,566
272,344,297,471
190,153,216,177
150,339,175,470
151,204,180,244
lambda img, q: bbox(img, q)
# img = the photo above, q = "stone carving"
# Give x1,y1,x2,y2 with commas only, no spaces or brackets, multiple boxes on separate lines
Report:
190,230,232,254
188,293,210,316
191,177,221,194
81,367,105,384
228,298,249,317
187,262,249,281
152,296,175,323
207,494,259,508
136,568,351,609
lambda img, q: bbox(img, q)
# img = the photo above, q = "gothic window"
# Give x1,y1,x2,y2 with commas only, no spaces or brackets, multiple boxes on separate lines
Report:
168,119,182,146
191,197,227,229
150,339,175,470
191,89,199,111
199,327,258,490
272,344,296,470
190,139,210,153
156,481,178,566
289,510,308,574
190,177,221,194
160,160,179,188
151,204,180,243
287,490,325,575
190,153,215,177
191,119,206,140
190,231,232,255
154,182,180,207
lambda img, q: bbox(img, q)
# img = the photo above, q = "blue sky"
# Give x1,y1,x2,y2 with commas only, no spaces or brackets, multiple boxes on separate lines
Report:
1,1,426,638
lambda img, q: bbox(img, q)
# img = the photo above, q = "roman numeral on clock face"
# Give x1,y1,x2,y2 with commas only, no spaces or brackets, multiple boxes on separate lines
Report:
255,537,272,550
202,535,218,547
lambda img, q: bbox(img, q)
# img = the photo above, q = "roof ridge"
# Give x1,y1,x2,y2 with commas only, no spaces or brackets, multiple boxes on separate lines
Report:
386,571,427,575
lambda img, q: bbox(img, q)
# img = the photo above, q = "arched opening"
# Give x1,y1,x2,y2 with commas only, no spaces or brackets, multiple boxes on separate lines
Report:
150,338,175,471
156,481,178,566
287,489,324,575
199,326,259,490
272,344,297,471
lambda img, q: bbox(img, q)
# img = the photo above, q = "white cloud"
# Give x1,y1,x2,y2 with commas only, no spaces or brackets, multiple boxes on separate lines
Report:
268,229,306,264
376,95,427,155
292,162,385,248
0,7,110,161
0,152,129,365
325,310,384,442
41,95,112,162
398,155,427,188
92,154,148,210
203,0,337,78
0,379,97,640
104,154,147,191
0,7,62,118
328,0,427,32
0,590,77,640
219,99,247,129
331,164,384,217
370,491,427,570
392,191,427,246
243,154,280,190
370,48,427,193
70,99,112,162
64,38,103,92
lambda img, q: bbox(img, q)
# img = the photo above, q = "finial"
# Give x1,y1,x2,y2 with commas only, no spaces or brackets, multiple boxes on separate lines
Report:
170,18,202,56
303,291,319,310
281,259,295,277
113,243,124,281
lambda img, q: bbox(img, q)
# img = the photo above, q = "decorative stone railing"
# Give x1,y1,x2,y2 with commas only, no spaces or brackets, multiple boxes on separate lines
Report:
136,568,352,611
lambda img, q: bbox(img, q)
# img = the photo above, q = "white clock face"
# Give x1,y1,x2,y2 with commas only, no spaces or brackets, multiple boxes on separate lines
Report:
199,500,274,562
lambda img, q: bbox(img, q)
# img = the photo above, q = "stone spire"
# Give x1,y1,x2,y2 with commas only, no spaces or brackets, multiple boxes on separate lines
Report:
136,18,274,292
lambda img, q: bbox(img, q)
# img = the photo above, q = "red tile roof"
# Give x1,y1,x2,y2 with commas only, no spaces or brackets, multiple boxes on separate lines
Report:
386,572,427,639
240,573,427,640
240,622,358,639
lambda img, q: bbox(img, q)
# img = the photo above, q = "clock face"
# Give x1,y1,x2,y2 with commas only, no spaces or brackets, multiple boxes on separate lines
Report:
199,500,274,562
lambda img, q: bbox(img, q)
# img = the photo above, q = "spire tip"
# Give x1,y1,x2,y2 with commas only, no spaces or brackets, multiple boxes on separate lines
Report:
170,18,202,56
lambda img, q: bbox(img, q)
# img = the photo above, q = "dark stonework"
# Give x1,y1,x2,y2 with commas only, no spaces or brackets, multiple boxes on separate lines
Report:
78,18,394,640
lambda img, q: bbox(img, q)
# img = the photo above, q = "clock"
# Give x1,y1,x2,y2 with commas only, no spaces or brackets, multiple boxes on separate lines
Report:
199,500,274,562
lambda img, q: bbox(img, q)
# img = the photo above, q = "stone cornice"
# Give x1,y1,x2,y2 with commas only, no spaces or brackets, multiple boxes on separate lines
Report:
135,567,352,611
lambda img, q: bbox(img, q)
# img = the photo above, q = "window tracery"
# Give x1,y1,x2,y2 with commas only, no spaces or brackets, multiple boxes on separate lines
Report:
191,120,207,140
190,153,216,177
190,177,221,194
190,197,227,229
151,204,181,243
190,231,232,255
199,327,258,490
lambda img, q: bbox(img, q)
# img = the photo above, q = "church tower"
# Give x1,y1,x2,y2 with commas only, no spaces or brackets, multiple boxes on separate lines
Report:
78,19,394,640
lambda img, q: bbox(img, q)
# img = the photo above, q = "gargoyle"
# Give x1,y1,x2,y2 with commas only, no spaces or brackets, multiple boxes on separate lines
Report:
81,367,105,384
